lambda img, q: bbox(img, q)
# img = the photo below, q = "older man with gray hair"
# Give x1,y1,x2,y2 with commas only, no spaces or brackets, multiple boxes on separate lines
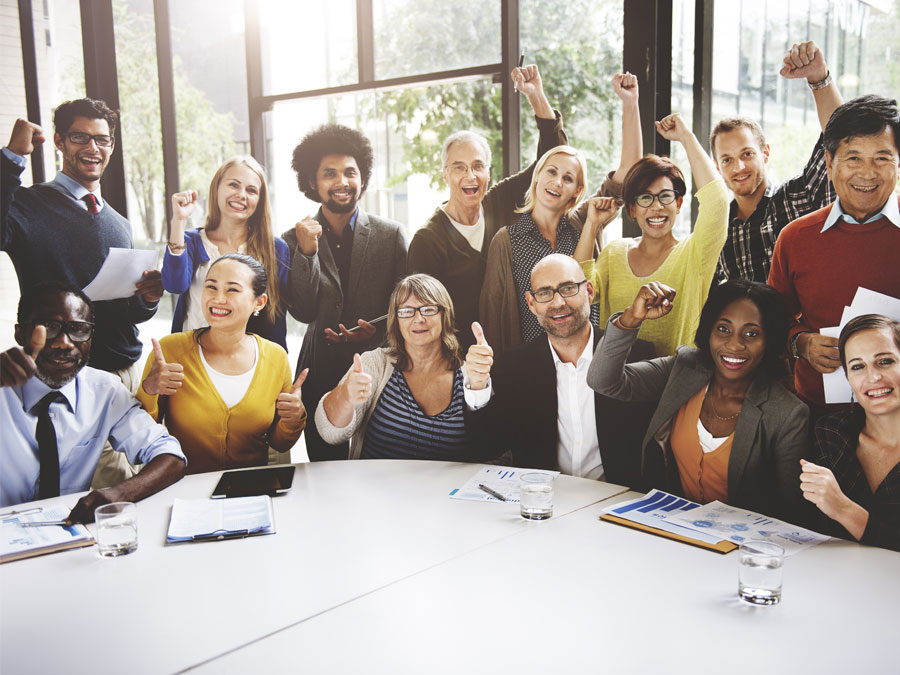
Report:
407,64,567,351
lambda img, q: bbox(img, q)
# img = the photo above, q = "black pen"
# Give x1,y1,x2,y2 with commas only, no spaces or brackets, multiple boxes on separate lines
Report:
18,520,68,527
478,484,508,502
513,53,525,92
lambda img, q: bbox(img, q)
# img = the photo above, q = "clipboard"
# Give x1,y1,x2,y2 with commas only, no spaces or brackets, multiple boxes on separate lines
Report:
600,513,737,554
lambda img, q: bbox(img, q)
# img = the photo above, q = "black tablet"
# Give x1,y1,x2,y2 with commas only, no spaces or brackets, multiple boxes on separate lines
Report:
211,466,296,498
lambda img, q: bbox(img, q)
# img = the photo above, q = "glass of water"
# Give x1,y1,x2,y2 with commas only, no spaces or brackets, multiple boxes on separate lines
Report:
738,540,784,605
519,472,554,520
95,502,138,557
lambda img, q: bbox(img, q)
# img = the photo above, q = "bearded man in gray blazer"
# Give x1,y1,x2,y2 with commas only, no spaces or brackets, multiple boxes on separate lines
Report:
283,124,407,460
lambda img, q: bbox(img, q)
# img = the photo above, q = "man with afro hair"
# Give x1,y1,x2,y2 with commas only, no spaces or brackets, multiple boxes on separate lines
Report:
283,123,407,461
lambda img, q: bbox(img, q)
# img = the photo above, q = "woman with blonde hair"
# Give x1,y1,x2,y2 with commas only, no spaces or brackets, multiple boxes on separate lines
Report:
162,155,290,349
316,274,489,461
479,144,604,356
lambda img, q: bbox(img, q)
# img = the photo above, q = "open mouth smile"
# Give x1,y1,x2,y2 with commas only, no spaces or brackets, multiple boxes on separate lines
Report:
850,184,878,193
864,386,894,398
461,185,479,196
719,354,748,370
208,307,232,317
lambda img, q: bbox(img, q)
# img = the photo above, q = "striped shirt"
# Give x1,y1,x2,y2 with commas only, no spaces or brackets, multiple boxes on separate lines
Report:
362,368,471,460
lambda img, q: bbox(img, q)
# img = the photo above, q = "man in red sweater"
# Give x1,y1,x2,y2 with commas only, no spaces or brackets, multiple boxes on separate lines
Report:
768,95,900,414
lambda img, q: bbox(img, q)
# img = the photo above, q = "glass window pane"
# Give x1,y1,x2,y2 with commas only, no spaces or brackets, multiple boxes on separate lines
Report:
258,0,357,95
520,0,625,240
169,0,244,219
671,0,695,240
372,0,501,79
114,0,164,247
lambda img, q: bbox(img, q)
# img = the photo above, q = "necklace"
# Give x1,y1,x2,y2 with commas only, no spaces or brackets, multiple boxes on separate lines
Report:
705,388,740,421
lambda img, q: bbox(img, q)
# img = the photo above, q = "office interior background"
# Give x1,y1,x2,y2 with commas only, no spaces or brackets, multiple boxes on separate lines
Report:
2,0,899,355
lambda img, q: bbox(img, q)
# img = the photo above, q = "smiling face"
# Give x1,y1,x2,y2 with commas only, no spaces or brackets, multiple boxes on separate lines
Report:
313,154,362,215
707,298,766,385
533,153,583,214
714,127,770,199
54,116,113,191
216,164,261,225
396,293,443,349
526,256,593,340
202,258,267,331
844,327,900,417
826,127,900,223
629,176,684,240
15,292,91,389
443,141,490,213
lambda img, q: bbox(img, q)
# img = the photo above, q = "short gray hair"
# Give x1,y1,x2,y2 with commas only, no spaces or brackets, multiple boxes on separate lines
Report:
441,130,492,169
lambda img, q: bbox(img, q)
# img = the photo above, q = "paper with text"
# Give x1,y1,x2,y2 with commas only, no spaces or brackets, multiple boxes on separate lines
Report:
167,496,274,542
83,247,158,301
601,490,723,544
449,467,559,503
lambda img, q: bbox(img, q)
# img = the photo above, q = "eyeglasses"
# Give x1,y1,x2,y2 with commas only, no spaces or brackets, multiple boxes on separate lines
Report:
64,132,114,148
396,305,442,319
634,189,680,208
529,280,588,303
445,162,490,177
30,320,95,342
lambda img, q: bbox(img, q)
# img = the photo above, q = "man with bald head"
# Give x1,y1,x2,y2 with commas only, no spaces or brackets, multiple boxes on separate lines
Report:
464,254,654,484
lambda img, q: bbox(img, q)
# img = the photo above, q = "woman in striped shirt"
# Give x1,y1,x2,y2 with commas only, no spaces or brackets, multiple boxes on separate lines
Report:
315,274,489,461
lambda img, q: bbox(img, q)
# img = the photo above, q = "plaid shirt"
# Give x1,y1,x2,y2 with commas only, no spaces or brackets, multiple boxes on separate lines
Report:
814,405,900,552
717,135,835,283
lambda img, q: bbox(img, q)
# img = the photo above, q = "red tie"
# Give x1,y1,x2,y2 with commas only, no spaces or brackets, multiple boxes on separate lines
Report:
83,194,100,214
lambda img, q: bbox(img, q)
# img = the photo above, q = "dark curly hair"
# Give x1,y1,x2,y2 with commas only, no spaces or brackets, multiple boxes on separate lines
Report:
694,279,789,377
53,98,119,137
290,123,374,202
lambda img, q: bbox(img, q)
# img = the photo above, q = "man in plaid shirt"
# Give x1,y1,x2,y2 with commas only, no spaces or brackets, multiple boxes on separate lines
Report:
711,40,843,283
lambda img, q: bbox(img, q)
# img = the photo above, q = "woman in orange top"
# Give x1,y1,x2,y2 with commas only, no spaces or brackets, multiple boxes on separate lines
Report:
137,253,306,473
587,279,810,524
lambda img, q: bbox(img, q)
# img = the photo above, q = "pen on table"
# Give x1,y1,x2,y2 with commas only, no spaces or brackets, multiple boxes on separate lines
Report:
17,521,68,527
0,507,43,520
478,484,508,502
513,52,524,92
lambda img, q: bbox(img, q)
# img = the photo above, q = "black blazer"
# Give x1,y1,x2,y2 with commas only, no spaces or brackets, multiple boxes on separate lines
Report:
469,330,656,488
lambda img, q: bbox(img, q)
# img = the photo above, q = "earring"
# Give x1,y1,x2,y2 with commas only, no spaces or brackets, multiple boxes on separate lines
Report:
253,309,260,317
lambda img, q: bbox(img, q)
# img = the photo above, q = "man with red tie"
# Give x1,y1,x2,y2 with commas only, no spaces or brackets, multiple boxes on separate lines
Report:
2,99,164,486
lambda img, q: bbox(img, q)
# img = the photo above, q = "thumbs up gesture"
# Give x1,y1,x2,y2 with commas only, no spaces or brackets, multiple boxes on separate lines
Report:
345,353,373,405
141,338,185,396
0,324,45,387
465,322,493,391
276,368,308,428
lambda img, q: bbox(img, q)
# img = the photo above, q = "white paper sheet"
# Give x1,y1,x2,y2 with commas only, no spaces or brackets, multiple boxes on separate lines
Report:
665,501,829,556
600,489,723,545
821,288,900,403
1,505,92,560
449,466,559,503
166,496,274,541
82,247,159,301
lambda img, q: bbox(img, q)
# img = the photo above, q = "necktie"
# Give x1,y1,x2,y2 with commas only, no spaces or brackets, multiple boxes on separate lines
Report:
32,392,64,499
83,194,100,214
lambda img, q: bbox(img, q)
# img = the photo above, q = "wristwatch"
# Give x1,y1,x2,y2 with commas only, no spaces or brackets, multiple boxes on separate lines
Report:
790,332,809,359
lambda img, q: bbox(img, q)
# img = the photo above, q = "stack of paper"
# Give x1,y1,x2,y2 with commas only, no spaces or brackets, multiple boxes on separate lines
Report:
450,467,560,503
167,495,275,543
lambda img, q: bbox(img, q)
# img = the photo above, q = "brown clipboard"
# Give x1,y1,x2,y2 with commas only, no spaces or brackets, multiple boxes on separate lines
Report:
600,513,738,554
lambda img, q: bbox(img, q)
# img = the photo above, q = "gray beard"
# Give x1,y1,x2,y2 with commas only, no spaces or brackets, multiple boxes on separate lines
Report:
35,365,82,389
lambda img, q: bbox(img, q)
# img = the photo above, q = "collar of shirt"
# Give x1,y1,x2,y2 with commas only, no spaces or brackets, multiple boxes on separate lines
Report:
728,184,775,225
320,207,359,235
821,194,900,232
51,171,104,212
548,326,594,372
20,374,77,415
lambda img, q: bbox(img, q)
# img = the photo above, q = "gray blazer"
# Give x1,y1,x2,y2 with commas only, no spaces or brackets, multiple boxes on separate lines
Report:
283,208,408,409
588,317,811,525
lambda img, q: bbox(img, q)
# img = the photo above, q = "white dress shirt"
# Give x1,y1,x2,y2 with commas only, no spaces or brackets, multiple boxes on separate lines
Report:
550,327,603,480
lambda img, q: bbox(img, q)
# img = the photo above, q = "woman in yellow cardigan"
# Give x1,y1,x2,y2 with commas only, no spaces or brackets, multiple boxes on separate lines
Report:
137,253,306,474
574,113,728,357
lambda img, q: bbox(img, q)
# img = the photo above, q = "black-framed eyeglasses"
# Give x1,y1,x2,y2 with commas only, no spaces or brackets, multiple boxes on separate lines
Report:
30,320,95,342
529,280,588,303
396,305,442,319
64,132,114,148
634,189,680,208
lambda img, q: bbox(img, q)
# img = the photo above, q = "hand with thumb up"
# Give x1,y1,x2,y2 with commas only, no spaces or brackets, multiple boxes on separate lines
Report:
465,322,493,391
345,353,373,405
276,368,308,429
141,338,185,396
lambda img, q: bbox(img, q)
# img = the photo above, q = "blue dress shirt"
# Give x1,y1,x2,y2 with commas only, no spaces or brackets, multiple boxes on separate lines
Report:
0,368,186,507
1,146,104,211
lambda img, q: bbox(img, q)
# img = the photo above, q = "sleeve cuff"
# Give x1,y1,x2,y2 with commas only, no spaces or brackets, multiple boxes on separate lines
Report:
2,147,27,167
463,378,492,410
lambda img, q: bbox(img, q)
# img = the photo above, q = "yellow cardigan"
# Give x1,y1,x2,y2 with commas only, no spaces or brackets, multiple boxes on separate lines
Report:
137,331,303,474
582,179,728,357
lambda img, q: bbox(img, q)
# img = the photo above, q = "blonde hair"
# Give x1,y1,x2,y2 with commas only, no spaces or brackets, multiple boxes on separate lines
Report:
205,156,281,324
386,274,462,372
515,145,587,216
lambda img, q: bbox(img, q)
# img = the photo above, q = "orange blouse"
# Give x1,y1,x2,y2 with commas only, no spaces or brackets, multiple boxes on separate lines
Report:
670,387,733,503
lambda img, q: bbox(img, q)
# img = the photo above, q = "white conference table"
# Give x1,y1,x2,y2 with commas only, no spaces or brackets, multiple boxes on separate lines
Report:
2,462,898,674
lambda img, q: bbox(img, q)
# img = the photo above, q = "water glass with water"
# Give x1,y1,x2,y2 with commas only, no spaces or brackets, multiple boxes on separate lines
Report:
95,502,138,557
738,540,784,605
519,472,554,520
